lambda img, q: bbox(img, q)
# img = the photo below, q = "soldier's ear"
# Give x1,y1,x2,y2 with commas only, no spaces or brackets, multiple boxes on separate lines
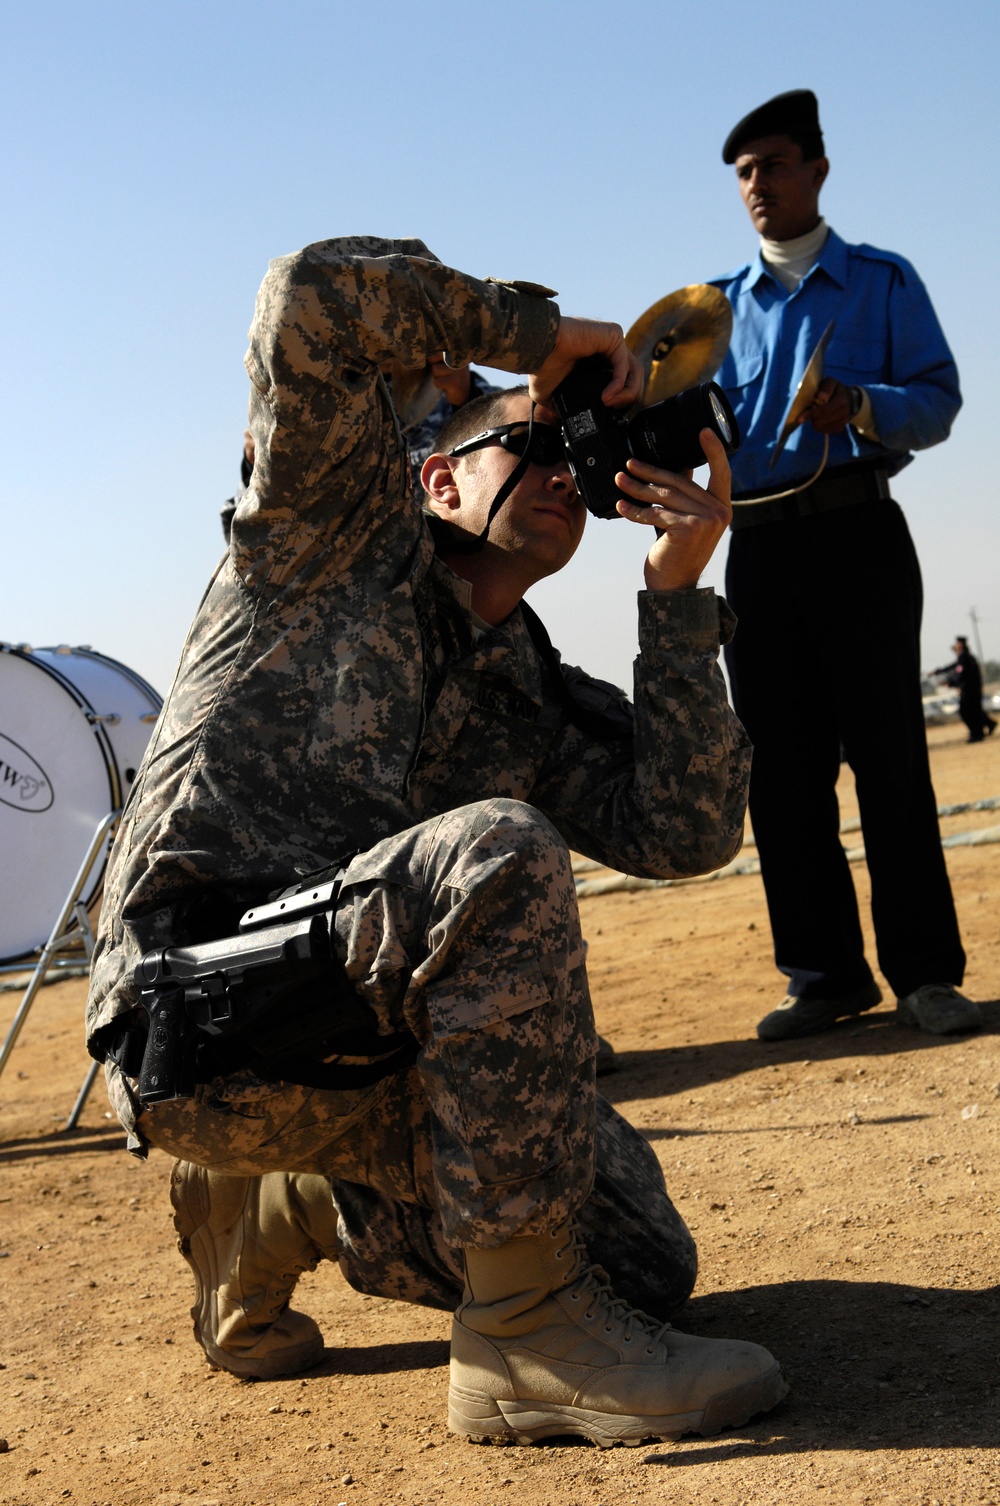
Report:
421,453,462,515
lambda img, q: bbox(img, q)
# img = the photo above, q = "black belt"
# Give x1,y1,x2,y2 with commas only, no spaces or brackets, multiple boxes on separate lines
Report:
103,1009,418,1093
730,466,891,530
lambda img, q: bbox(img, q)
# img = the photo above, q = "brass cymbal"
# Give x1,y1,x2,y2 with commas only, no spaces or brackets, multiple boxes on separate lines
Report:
769,319,836,469
626,285,733,405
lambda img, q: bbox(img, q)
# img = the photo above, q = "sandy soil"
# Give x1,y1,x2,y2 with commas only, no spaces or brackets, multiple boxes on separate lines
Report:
1,722,998,1506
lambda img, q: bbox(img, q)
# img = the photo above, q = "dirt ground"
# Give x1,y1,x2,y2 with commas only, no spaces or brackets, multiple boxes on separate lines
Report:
1,721,998,1506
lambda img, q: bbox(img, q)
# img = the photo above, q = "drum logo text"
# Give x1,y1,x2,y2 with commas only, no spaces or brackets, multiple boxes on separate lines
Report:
0,734,54,813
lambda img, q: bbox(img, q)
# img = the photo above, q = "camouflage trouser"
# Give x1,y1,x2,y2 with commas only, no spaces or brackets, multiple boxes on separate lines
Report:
137,799,696,1314
328,1091,697,1319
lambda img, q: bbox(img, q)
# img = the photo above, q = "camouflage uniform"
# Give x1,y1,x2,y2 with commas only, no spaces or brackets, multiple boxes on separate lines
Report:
87,237,749,1308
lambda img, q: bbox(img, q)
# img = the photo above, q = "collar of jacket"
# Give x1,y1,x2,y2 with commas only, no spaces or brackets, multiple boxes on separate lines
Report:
429,553,547,709
743,225,850,295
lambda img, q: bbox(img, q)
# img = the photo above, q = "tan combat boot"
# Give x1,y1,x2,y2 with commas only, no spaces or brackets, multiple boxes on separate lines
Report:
170,1163,340,1379
450,1220,787,1446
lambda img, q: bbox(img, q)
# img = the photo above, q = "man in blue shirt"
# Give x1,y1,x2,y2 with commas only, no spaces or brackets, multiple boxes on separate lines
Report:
709,89,979,1041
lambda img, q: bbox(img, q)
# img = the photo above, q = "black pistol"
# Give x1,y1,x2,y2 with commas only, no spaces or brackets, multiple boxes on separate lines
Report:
133,878,372,1104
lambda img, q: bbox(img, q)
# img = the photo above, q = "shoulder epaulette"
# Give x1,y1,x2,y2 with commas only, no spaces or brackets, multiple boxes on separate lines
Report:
705,261,753,288
848,242,920,283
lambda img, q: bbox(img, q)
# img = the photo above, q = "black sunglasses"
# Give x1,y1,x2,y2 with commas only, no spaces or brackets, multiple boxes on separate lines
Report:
448,421,567,467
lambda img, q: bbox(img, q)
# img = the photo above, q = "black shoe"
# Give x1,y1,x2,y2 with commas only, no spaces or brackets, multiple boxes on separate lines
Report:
756,981,882,1041
896,983,980,1035
595,1035,619,1076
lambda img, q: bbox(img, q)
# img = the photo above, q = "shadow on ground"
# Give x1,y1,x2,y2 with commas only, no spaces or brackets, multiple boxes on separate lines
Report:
303,1339,450,1378
660,1277,1000,1457
470,1278,1000,1459
0,1124,123,1162
449,1278,999,1459
600,998,1000,1106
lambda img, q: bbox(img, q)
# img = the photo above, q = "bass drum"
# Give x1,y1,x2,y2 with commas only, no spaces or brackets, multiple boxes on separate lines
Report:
0,644,162,963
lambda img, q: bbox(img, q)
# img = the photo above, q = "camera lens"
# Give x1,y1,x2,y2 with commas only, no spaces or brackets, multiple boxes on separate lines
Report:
709,389,732,445
627,382,740,475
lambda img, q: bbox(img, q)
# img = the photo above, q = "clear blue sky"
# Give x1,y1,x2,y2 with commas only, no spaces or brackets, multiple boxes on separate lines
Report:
4,0,998,699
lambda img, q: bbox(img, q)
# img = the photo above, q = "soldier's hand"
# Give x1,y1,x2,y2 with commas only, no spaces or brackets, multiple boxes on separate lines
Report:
529,317,644,409
615,429,732,592
807,377,853,434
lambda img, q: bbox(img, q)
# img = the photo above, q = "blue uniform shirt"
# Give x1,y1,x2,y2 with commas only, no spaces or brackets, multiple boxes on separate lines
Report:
709,228,962,496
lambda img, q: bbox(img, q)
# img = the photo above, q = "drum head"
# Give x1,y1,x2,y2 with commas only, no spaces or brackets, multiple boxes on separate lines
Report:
0,645,161,962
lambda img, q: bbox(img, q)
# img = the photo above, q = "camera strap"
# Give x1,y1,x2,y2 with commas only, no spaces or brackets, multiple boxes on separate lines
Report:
423,404,539,557
472,401,537,548
519,598,627,744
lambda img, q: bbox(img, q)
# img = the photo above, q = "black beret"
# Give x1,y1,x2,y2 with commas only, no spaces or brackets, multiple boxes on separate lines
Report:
722,89,822,164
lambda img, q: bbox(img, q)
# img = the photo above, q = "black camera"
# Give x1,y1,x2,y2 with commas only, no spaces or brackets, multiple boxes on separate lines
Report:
551,355,740,519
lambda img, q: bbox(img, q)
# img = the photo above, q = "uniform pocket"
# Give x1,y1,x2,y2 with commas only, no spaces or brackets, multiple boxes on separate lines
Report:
826,332,884,380
441,993,575,1186
429,952,595,1187
429,947,556,1034
726,348,766,390
408,700,555,815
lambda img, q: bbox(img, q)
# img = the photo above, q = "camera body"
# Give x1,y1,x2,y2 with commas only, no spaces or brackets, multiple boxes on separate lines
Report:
551,355,740,519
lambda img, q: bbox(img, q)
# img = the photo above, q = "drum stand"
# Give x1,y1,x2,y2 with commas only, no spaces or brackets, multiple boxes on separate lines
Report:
0,810,119,1131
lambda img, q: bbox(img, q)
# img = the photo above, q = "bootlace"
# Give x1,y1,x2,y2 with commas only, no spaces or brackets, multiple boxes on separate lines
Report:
553,1225,673,1356
261,1252,320,1324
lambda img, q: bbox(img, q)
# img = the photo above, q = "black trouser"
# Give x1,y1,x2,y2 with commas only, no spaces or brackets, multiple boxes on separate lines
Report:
959,691,994,742
725,497,965,1001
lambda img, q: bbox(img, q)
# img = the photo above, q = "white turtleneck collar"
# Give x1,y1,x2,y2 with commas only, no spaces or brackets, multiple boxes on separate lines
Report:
759,219,830,292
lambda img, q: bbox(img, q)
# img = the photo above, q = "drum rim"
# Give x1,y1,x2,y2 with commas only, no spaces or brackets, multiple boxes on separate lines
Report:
60,646,162,712
5,646,122,809
0,645,162,964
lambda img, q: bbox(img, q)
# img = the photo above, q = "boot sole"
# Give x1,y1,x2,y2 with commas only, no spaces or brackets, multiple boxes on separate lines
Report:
448,1363,788,1447
200,1330,325,1379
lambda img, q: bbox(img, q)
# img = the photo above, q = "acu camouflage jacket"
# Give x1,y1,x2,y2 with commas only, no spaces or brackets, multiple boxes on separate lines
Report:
86,237,750,1051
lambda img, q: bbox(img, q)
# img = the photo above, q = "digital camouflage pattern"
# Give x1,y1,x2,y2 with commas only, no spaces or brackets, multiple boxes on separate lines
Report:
88,236,750,1246
329,1088,699,1318
139,799,596,1245
287,1087,697,1320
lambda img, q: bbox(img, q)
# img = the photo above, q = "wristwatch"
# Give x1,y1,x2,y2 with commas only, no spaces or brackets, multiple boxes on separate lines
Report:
848,385,864,420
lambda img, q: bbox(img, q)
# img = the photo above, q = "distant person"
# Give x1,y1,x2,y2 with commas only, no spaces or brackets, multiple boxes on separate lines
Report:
708,89,979,1040
933,637,996,743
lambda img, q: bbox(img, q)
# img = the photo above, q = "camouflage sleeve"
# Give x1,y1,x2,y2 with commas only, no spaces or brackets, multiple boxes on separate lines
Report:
532,589,751,879
233,236,560,592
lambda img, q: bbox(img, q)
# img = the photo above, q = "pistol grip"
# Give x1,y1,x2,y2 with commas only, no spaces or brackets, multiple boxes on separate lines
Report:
138,988,190,1105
